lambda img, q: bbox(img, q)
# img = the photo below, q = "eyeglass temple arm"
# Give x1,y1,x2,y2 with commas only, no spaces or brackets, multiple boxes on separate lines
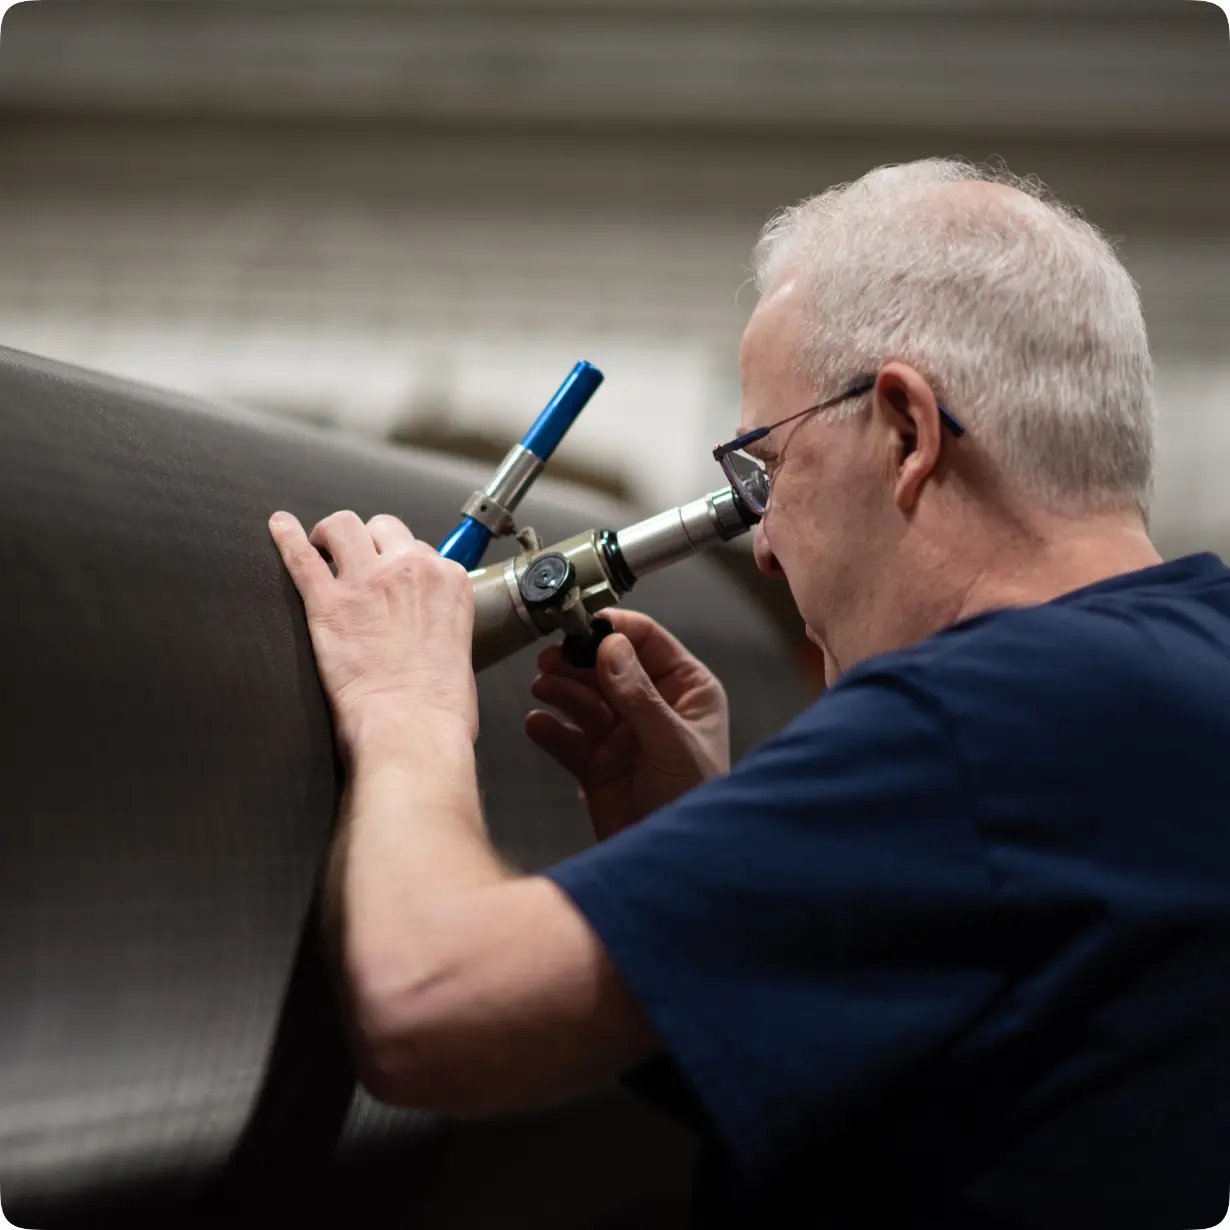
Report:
712,427,768,461
714,392,965,459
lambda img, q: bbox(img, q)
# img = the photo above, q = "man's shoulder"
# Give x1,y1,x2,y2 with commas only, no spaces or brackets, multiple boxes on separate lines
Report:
826,603,1106,723
811,555,1230,777
846,554,1230,704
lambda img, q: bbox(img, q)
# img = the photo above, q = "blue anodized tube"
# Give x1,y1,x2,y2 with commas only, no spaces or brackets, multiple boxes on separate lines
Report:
437,361,604,569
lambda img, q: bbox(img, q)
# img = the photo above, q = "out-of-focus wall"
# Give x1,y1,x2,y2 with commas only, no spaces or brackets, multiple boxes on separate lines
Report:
0,0,1226,561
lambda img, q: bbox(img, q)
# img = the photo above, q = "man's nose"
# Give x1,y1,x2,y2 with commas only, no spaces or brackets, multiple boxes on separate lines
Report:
753,523,786,580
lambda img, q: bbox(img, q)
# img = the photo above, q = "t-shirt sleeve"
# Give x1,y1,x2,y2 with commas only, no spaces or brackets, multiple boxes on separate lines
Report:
542,667,1004,1177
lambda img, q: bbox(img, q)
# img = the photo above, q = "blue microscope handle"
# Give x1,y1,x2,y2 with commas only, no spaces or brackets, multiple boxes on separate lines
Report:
437,361,604,569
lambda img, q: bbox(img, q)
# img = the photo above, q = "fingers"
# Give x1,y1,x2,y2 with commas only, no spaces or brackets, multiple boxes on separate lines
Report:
536,641,607,684
270,509,426,596
535,610,698,686
366,513,417,556
530,672,615,741
525,710,590,779
592,632,683,745
309,510,378,576
268,511,333,604
601,609,700,681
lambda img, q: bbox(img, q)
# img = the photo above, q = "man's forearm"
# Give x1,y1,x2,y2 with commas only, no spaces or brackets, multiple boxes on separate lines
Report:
324,714,513,1063
269,511,656,1114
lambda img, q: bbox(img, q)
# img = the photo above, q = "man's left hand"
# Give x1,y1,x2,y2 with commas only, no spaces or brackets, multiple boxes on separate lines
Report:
268,509,478,758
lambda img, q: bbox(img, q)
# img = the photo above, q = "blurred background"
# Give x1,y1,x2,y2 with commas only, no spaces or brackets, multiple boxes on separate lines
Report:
0,0,1226,663
1,10,1224,1225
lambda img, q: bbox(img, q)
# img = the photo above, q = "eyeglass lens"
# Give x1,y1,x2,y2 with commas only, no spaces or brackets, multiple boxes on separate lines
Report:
722,451,770,517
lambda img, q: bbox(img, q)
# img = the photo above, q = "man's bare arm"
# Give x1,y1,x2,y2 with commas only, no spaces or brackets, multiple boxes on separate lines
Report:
270,509,659,1117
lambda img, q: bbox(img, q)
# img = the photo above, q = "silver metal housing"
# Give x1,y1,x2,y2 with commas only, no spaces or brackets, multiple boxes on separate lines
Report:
615,486,753,580
486,444,544,513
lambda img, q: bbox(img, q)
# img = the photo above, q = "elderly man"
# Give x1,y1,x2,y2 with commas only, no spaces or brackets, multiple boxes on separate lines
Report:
268,159,1230,1229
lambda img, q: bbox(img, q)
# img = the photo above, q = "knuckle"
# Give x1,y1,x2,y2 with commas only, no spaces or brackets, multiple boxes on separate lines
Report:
312,509,355,538
436,554,470,584
296,542,327,571
393,557,422,584
368,512,408,531
415,545,467,583
376,554,416,584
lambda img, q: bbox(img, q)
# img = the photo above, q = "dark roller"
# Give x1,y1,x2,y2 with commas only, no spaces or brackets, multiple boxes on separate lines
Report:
0,345,808,1229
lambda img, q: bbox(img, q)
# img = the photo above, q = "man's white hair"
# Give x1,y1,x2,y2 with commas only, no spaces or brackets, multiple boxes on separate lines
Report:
754,158,1156,516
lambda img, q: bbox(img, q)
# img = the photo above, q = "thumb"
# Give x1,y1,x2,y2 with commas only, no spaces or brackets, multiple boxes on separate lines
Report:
596,634,681,744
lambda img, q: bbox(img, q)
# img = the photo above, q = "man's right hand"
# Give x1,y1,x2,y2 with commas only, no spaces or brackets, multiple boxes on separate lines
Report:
525,609,730,841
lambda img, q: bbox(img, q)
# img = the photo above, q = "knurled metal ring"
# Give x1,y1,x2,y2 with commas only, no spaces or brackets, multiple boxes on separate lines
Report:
462,490,516,536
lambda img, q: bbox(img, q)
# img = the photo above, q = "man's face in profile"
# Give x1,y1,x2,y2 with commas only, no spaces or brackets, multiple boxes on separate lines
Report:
739,280,887,674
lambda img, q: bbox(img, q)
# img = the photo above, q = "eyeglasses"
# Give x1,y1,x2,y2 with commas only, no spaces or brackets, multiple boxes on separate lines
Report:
712,375,966,518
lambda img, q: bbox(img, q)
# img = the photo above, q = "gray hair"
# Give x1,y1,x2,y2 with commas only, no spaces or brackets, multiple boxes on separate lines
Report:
753,158,1156,516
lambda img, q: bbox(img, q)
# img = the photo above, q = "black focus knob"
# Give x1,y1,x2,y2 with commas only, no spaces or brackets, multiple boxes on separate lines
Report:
519,552,576,609
562,617,615,669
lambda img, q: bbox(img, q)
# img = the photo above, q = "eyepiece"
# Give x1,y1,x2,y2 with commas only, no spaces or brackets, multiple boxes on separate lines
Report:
612,486,757,584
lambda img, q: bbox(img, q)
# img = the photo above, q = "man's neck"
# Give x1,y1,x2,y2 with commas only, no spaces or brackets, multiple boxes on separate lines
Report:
949,514,1163,627
827,512,1163,683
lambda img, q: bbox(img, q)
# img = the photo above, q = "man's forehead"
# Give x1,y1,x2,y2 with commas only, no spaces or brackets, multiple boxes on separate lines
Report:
741,280,806,369
739,277,809,427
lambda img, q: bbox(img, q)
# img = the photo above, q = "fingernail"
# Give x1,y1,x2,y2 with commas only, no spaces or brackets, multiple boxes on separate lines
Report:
269,511,290,528
607,637,634,674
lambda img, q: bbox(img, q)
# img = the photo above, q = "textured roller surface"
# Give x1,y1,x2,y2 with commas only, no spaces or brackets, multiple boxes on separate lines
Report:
0,345,808,1228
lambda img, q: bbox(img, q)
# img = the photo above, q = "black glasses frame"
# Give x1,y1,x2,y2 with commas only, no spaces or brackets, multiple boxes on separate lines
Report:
712,374,966,517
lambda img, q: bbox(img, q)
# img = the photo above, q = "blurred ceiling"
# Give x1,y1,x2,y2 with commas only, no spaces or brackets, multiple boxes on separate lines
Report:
0,0,1225,552
1,1,1226,136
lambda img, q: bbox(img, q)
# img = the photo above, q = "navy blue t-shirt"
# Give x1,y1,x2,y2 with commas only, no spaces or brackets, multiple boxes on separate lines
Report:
544,554,1230,1229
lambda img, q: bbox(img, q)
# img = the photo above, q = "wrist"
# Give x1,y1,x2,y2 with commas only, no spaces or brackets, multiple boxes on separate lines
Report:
341,703,476,771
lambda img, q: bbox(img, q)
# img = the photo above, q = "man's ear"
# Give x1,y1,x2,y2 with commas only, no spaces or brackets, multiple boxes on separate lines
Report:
874,362,944,514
